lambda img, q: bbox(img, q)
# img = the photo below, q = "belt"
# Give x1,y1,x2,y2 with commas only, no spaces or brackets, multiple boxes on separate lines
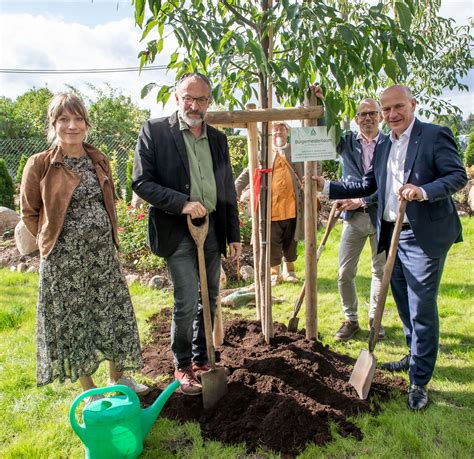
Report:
354,207,369,213
384,220,411,231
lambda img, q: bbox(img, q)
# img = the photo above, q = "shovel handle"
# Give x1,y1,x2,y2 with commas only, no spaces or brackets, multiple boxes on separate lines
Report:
369,200,407,352
291,203,340,318
187,214,217,369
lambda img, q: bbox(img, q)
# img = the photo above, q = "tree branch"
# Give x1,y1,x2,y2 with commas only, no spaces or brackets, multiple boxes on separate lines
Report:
220,0,259,31
231,60,259,76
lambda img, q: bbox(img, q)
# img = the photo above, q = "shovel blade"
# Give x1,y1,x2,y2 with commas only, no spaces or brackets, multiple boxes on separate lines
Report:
287,317,299,333
201,368,228,410
349,349,377,400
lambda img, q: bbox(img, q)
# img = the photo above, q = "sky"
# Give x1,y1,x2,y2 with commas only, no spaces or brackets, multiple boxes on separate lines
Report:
0,0,473,119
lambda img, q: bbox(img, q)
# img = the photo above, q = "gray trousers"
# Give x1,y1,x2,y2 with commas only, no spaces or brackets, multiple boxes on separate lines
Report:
338,212,386,321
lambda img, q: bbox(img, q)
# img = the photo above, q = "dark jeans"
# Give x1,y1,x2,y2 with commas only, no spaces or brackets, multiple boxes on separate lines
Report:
166,222,221,370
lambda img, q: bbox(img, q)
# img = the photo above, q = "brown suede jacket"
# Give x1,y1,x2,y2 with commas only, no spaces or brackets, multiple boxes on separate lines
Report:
20,143,119,259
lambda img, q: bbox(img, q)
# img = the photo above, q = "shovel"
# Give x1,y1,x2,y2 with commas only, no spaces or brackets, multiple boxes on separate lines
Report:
288,203,340,332
187,214,228,409
349,199,408,399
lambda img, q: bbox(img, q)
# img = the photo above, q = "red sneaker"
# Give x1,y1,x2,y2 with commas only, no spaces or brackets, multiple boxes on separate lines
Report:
174,367,202,395
192,362,230,380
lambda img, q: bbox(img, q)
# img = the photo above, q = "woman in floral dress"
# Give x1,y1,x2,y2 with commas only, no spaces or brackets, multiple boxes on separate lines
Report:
20,93,147,402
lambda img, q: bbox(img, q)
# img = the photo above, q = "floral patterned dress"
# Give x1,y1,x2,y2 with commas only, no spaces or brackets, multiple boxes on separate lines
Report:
36,155,143,386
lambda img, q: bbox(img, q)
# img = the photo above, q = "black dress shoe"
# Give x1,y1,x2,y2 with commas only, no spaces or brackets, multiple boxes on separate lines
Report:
380,353,410,372
408,384,428,410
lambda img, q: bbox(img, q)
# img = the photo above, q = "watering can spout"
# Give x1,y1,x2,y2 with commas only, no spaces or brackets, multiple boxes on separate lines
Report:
141,380,180,436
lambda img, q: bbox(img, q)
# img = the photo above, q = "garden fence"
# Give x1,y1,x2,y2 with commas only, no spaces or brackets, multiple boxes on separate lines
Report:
0,135,136,190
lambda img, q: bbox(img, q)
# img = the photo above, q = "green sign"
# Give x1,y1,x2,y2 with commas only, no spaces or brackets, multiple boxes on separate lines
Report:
290,126,336,162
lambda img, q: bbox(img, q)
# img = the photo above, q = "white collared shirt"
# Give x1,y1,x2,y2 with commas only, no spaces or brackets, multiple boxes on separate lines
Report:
383,117,416,222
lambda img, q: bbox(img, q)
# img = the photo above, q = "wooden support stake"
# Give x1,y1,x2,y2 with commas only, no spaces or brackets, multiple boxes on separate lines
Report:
245,104,262,321
303,92,318,340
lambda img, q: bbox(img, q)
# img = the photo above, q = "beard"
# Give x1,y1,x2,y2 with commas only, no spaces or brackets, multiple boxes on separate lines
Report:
180,108,205,127
274,136,287,148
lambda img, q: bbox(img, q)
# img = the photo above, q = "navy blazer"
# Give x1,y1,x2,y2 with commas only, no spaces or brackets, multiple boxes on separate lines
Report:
132,111,240,258
330,119,467,258
337,131,388,227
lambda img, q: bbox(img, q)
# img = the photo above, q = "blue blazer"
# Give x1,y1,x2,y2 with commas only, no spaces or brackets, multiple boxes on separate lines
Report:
337,131,388,227
330,119,467,258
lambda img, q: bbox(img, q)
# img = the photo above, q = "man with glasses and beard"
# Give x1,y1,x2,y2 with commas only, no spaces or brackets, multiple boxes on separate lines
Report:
331,98,387,342
132,73,241,395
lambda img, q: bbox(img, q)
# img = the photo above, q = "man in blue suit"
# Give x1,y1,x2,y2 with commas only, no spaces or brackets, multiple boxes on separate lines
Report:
333,98,387,342
314,85,467,410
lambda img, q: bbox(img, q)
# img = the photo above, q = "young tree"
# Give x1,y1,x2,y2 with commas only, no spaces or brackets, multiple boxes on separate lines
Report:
0,159,15,210
135,0,471,125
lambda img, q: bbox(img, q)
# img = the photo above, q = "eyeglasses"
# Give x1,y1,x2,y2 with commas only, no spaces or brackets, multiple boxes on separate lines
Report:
356,111,379,118
180,95,210,106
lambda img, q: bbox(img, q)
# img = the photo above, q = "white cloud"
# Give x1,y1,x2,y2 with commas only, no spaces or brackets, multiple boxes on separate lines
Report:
0,13,178,117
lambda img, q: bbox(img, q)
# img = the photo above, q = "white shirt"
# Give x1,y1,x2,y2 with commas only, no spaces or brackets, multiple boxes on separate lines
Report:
383,118,416,222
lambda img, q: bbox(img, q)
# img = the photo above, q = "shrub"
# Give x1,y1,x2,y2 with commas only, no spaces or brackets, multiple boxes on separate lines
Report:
16,154,28,184
0,159,15,209
125,151,134,204
228,135,248,177
464,128,474,167
116,200,166,270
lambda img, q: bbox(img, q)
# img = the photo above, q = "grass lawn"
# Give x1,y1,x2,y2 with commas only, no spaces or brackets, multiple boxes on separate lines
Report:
0,217,473,458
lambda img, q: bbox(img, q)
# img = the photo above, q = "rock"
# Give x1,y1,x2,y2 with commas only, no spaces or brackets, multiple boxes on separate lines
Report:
468,186,474,213
240,265,254,282
0,207,20,234
9,265,16,272
148,275,167,289
125,274,139,285
26,266,38,273
458,211,468,217
17,263,27,272
220,265,227,290
15,220,38,256
0,258,8,268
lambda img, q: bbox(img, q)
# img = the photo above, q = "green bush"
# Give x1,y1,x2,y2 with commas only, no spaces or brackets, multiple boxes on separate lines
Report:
116,200,166,270
464,128,474,167
0,159,15,209
228,135,248,177
16,154,28,185
125,151,134,204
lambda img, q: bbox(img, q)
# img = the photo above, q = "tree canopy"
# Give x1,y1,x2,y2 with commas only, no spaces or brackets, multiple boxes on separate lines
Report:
135,0,472,127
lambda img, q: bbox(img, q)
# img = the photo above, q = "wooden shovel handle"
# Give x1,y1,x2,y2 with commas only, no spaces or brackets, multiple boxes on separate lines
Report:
368,200,408,352
292,203,340,317
186,214,217,369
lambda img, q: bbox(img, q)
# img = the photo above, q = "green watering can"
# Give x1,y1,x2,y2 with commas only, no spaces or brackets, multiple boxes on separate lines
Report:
70,380,180,459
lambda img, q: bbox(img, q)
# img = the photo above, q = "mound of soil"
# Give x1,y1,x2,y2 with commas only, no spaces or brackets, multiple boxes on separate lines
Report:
141,309,406,457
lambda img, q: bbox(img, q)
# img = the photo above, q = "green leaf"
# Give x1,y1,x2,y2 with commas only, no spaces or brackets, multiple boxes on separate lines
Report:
384,58,399,81
247,39,265,69
414,43,424,61
338,24,354,45
370,47,383,73
147,0,161,16
394,51,408,75
141,82,157,99
141,18,159,41
395,2,412,32
235,34,245,53
135,0,146,27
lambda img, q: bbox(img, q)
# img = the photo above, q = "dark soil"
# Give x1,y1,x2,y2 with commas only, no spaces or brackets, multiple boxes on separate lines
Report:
140,309,406,457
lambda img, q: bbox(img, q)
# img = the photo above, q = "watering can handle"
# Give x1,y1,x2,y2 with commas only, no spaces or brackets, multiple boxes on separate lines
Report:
69,385,139,438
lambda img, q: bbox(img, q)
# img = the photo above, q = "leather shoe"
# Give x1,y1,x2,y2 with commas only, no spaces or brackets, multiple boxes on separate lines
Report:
380,353,410,372
408,384,428,410
368,318,386,339
334,320,360,341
